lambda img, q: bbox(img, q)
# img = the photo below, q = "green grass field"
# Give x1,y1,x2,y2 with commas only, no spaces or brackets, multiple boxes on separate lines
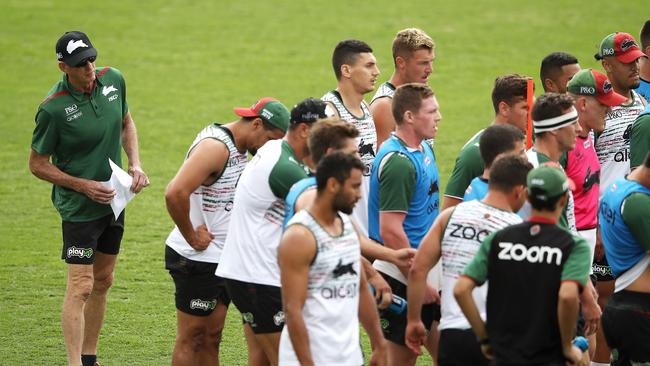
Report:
0,0,643,364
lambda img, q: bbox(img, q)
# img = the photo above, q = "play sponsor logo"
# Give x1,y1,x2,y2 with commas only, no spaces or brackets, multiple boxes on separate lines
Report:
67,246,93,259
261,109,274,121
497,242,563,266
189,298,217,311
273,311,285,326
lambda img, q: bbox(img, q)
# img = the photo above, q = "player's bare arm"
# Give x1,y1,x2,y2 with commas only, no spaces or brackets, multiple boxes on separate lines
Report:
278,224,317,366
379,211,411,278
165,139,229,251
454,276,492,359
558,281,582,364
370,97,396,148
441,195,463,211
361,256,392,310
358,263,388,366
121,111,149,193
29,150,116,204
405,207,452,354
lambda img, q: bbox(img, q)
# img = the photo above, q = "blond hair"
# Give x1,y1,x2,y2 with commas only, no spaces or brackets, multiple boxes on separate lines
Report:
392,28,435,64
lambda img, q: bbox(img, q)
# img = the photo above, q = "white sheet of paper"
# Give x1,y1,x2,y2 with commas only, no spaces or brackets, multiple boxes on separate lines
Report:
101,158,135,219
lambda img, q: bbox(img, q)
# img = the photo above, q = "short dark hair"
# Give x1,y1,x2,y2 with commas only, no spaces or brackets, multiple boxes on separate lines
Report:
392,83,435,124
332,40,373,80
315,152,365,192
479,124,525,168
539,52,579,92
489,155,533,193
491,74,530,113
641,20,650,50
308,118,359,165
532,93,575,137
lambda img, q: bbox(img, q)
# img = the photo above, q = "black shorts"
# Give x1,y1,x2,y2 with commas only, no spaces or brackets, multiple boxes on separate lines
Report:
225,278,284,334
438,328,490,366
378,272,441,346
165,246,230,316
602,290,650,364
592,255,615,282
61,212,125,264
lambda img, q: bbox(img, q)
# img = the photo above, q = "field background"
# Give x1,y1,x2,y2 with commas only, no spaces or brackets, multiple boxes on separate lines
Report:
0,0,643,364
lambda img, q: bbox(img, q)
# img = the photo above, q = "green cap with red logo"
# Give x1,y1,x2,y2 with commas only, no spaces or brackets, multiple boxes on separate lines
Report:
595,32,646,63
234,97,290,132
567,69,627,107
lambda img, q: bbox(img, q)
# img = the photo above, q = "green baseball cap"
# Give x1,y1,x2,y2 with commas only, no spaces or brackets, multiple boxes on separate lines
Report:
567,69,627,107
595,32,646,63
234,97,290,132
527,165,574,201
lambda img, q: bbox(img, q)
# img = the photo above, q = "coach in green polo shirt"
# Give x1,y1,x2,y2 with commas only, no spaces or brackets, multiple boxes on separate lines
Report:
29,31,149,366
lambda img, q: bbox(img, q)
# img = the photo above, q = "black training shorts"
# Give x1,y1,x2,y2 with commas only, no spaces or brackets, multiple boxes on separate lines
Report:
378,272,440,346
602,290,650,365
438,328,490,366
61,212,124,264
225,278,284,334
165,246,230,316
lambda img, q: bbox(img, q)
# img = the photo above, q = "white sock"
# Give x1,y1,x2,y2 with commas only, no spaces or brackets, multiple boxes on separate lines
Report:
590,362,609,366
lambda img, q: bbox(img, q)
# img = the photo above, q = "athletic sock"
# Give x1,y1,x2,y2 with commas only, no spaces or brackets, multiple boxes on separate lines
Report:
590,362,609,366
81,354,96,366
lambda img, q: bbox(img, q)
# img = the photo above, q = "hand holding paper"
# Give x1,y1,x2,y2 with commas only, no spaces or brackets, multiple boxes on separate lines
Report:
102,158,137,219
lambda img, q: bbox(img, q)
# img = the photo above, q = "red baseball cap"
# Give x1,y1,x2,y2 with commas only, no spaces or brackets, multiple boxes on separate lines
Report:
596,32,646,63
567,69,627,107
234,97,290,132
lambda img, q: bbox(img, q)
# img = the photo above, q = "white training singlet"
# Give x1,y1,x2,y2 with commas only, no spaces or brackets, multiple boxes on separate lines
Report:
595,90,646,198
322,90,376,236
279,211,363,365
370,81,396,104
216,139,307,286
439,200,522,330
165,124,247,263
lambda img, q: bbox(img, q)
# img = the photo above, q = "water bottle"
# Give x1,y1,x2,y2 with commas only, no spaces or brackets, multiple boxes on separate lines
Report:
572,336,589,352
369,285,407,314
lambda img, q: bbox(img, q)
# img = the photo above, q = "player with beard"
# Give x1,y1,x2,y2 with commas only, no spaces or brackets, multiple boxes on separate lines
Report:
370,28,435,147
322,39,380,236
406,155,532,366
279,152,387,366
283,118,417,309
592,32,647,366
164,98,287,366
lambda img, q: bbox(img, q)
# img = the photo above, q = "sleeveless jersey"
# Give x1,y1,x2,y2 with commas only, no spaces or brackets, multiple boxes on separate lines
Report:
279,211,363,365
439,200,522,330
595,90,646,198
463,177,489,202
283,177,316,228
523,149,577,233
599,177,650,279
166,124,247,263
565,134,600,230
216,139,308,286
322,90,376,236
370,81,396,104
